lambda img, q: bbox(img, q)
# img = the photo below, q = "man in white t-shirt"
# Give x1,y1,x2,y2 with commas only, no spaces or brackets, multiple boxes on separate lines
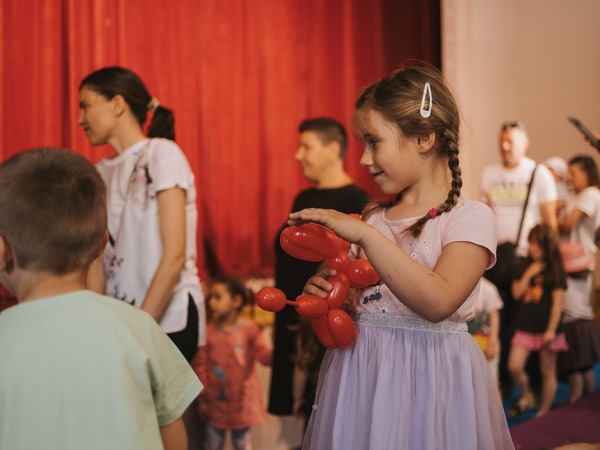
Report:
481,120,558,392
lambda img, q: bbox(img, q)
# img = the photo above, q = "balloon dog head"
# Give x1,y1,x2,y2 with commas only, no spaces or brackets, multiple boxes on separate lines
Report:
257,218,379,348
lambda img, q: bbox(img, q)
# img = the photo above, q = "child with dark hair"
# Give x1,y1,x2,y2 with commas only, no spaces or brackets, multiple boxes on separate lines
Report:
508,224,568,418
192,276,272,450
0,147,202,450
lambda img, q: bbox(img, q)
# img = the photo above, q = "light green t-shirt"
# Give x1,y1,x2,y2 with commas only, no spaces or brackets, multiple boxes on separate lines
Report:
0,291,202,450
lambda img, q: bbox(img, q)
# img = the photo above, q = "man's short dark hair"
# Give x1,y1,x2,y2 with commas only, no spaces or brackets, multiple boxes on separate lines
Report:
299,117,348,158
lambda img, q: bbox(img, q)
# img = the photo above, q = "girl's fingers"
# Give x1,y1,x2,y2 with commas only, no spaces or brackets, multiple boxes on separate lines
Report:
303,284,329,298
303,271,337,298
308,275,334,292
288,208,340,226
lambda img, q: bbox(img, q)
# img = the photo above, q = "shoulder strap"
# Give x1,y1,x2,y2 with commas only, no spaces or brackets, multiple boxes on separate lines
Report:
515,165,537,244
108,140,151,247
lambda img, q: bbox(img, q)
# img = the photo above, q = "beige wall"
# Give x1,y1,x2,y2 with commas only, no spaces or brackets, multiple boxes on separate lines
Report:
442,0,600,198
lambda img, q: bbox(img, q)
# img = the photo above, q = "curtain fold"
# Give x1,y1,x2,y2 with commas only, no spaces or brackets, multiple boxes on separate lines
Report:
1,0,440,278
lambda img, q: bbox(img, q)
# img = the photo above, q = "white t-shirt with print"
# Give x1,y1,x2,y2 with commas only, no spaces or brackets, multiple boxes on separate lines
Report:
481,157,557,256
96,138,205,341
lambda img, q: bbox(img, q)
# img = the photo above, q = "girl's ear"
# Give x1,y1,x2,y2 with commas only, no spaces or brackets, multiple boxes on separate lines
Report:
233,294,244,309
416,132,436,154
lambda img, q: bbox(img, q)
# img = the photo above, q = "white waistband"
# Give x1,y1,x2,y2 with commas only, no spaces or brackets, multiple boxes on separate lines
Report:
352,313,467,333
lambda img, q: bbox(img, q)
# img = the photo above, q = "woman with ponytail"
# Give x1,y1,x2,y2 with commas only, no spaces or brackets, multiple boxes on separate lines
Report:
78,66,205,361
288,66,513,449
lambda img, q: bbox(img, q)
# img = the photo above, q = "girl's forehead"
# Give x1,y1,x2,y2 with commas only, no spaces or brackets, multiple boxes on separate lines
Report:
353,108,393,139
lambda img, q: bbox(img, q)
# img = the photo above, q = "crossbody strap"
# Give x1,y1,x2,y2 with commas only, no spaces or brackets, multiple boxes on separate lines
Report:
107,140,152,248
515,165,537,245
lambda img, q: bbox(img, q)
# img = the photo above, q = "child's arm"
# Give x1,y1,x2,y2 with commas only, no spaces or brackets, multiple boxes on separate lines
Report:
160,417,188,450
141,188,187,321
252,323,273,367
290,209,489,323
543,288,564,344
485,309,500,359
511,262,543,300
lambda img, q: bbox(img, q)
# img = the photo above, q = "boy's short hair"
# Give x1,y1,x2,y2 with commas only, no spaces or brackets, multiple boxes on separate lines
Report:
299,117,348,158
0,147,107,274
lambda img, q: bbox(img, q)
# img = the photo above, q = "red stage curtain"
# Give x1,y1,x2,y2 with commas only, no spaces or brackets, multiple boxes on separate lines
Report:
0,0,440,278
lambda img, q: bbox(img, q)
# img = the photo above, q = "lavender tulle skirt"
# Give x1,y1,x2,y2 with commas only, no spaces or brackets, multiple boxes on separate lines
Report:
302,314,514,450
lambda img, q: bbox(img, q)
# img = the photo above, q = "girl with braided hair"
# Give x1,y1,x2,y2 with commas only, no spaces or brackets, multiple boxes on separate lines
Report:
288,66,514,449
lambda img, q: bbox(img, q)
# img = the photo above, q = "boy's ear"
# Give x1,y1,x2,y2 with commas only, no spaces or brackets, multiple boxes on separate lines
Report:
416,132,436,154
98,231,109,258
0,235,14,274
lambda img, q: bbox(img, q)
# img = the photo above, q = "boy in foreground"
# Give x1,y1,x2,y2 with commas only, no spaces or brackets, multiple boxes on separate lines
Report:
0,147,202,450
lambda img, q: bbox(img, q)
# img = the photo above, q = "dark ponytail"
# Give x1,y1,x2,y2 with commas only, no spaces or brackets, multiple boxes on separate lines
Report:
148,106,175,140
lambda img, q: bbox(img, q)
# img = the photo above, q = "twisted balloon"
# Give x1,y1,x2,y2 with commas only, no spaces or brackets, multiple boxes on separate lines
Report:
257,217,379,348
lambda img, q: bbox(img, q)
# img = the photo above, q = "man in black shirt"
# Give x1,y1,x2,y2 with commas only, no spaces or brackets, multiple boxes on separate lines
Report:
268,117,370,423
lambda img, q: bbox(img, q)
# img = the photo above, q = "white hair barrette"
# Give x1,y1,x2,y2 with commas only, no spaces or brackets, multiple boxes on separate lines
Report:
420,82,432,118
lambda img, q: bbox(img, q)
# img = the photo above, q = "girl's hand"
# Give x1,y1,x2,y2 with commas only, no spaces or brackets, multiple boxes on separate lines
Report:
288,208,369,247
542,330,556,346
526,261,545,277
302,267,337,299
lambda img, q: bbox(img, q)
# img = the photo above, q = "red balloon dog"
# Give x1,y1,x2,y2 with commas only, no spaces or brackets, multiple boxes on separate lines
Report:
257,217,379,348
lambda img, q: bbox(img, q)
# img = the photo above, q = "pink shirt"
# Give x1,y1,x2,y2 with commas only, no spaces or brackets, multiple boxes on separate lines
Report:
354,199,497,322
192,319,272,429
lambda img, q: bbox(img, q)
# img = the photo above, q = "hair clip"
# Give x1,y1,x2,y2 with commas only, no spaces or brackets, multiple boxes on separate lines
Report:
147,97,160,113
427,208,437,219
420,82,432,118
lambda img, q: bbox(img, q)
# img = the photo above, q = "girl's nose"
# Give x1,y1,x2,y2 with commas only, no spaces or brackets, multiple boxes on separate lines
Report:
360,148,372,167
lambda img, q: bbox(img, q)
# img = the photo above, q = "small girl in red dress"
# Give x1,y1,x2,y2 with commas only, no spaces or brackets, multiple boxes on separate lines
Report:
192,276,272,450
